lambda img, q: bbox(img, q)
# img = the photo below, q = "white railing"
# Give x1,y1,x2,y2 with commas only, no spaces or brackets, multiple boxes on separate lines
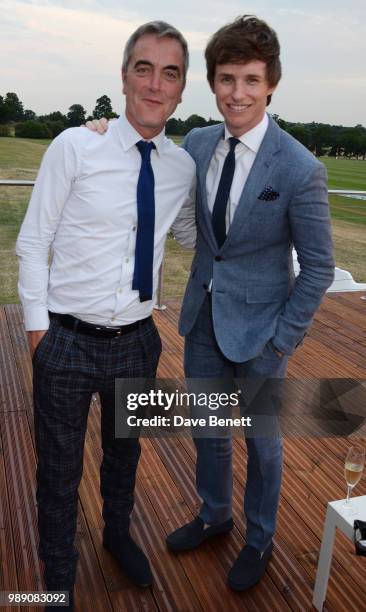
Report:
0,180,35,186
2,181,364,195
1,182,365,303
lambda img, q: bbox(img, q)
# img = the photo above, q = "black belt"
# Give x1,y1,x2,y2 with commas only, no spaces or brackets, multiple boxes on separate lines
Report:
49,312,151,338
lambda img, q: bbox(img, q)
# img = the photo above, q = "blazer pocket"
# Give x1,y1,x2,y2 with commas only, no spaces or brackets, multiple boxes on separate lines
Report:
246,284,289,303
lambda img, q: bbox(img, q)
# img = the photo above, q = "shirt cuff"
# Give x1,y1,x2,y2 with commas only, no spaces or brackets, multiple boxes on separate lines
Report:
22,307,50,331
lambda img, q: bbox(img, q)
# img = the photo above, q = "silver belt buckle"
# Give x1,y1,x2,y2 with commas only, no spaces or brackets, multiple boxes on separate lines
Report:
104,324,122,336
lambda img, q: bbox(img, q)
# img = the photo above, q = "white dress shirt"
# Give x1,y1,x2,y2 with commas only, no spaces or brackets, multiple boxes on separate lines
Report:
16,114,196,330
206,113,269,232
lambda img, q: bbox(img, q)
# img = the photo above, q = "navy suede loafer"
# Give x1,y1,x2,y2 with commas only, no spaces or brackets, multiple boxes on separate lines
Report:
166,516,233,552
228,541,273,591
103,530,153,587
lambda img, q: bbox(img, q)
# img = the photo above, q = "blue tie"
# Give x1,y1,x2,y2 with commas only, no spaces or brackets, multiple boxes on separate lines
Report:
132,140,155,302
212,137,240,248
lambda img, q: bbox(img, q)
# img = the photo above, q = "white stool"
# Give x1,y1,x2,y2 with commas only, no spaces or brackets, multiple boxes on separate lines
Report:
313,495,366,610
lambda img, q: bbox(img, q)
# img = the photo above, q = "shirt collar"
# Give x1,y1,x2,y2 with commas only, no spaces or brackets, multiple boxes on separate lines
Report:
224,113,269,153
117,113,166,156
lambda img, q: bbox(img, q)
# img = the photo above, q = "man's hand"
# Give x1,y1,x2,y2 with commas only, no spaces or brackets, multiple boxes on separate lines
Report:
27,330,48,358
269,340,284,359
84,117,110,134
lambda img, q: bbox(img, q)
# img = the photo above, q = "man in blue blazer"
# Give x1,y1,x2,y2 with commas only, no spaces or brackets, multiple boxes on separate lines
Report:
166,15,334,590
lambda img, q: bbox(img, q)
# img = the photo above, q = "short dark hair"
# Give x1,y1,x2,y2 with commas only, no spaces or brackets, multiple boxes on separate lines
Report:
122,21,189,85
205,15,281,105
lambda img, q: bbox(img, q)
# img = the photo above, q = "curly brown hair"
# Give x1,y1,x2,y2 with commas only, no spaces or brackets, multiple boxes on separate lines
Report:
205,15,281,104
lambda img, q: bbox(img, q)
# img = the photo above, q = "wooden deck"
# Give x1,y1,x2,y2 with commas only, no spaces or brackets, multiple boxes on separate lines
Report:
0,294,366,611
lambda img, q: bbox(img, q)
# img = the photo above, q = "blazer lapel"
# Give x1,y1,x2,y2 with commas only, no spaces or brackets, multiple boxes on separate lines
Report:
222,116,282,249
197,124,225,250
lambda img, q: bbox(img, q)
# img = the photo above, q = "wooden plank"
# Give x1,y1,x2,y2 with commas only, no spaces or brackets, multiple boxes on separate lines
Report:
323,293,366,330
327,292,366,315
283,437,366,506
0,412,42,599
288,337,365,378
281,451,366,586
313,304,366,346
0,428,20,611
0,308,25,413
4,304,34,423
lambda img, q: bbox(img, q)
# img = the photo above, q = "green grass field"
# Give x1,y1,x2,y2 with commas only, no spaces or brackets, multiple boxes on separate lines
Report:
0,137,365,304
321,157,366,191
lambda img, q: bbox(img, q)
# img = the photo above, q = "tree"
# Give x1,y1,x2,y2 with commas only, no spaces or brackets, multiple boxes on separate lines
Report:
5,92,24,121
206,117,221,127
183,114,208,134
92,95,116,119
0,92,24,122
15,121,52,139
271,114,287,130
39,111,68,126
0,96,6,123
23,109,37,121
166,117,184,135
312,124,332,156
341,127,362,158
359,134,366,160
287,124,311,149
67,104,87,127
45,121,66,138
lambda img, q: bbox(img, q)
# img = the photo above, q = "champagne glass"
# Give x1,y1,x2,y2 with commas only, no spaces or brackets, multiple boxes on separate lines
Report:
342,445,365,514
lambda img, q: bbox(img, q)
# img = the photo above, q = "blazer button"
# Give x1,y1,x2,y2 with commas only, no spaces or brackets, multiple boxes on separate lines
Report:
215,256,222,262
203,283,208,290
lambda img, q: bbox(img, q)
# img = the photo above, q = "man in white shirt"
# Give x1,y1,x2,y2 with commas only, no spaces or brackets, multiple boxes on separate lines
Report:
16,21,195,608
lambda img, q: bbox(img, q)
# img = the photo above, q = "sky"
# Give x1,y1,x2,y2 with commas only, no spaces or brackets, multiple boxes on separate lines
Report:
1,0,366,127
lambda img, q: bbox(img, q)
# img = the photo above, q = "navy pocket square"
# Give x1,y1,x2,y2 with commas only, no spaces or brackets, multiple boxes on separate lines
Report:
258,186,280,201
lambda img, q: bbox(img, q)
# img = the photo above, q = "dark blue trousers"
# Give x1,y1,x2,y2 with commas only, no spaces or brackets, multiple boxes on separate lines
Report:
32,316,161,588
184,296,288,551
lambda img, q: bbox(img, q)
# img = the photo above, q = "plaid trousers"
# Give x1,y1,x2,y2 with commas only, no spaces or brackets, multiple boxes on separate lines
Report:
32,315,161,588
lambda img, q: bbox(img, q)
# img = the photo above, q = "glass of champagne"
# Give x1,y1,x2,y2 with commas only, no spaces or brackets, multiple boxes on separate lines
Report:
342,445,365,514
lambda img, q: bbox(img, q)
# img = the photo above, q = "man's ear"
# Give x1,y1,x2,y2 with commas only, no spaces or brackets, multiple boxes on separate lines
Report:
177,81,186,105
122,70,127,95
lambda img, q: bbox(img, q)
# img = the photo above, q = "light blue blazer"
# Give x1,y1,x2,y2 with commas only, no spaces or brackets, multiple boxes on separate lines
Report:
179,115,335,362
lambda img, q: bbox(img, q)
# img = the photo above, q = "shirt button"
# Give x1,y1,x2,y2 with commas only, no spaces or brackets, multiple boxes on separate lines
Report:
117,288,122,294
132,226,136,231
125,257,129,263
